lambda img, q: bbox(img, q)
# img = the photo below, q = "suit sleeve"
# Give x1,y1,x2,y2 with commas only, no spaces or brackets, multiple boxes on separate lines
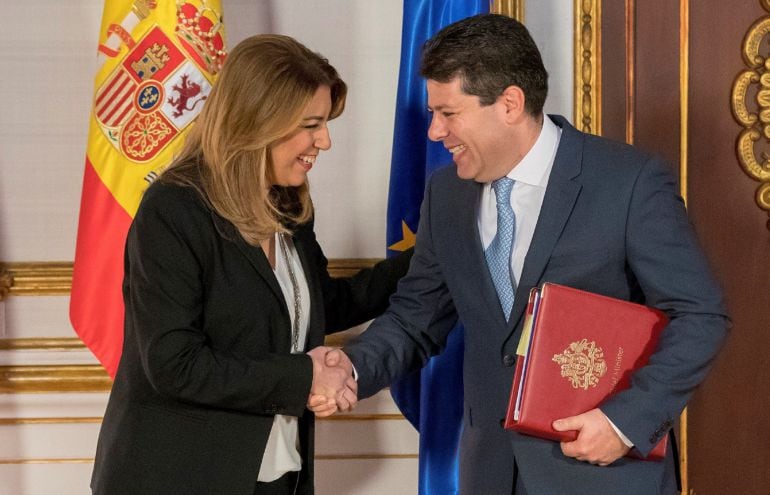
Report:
295,222,413,333
343,176,460,399
599,157,730,456
125,186,311,417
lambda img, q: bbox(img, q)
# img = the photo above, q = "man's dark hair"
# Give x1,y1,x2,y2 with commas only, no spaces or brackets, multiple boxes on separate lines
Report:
421,13,548,116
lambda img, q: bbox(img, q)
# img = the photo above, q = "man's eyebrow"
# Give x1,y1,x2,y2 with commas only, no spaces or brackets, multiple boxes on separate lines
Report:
427,104,451,112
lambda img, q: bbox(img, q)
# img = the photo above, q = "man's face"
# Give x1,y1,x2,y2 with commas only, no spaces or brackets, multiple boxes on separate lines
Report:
426,78,512,183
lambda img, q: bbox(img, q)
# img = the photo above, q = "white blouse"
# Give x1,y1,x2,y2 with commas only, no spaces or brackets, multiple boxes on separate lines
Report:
257,233,311,482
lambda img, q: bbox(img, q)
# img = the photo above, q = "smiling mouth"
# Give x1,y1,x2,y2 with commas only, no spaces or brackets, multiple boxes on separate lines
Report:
448,144,466,155
298,155,316,165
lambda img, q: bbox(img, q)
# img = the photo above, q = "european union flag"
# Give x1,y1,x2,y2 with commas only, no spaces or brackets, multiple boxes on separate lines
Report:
386,1,489,493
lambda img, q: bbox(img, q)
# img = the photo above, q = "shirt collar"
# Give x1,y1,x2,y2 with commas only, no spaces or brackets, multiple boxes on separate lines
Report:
504,116,560,188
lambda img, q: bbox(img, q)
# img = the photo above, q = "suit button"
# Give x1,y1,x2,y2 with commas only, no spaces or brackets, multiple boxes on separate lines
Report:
503,354,516,367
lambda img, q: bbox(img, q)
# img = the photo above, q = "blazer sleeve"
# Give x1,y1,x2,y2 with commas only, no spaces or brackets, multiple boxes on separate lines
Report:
295,221,414,333
124,185,311,417
343,176,460,399
599,156,730,456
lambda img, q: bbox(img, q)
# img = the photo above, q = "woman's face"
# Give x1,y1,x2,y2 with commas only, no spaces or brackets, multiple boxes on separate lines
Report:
269,85,333,187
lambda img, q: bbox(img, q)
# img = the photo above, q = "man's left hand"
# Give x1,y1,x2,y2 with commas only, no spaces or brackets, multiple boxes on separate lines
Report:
553,408,630,466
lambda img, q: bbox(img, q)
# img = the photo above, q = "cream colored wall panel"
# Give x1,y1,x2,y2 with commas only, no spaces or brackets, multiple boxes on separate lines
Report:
0,422,100,459
0,0,102,262
0,459,419,495
0,0,401,263
315,418,417,456
341,389,403,415
526,0,575,119
0,296,75,340
0,347,98,366
0,393,108,419
266,0,402,258
0,463,94,495
315,458,417,495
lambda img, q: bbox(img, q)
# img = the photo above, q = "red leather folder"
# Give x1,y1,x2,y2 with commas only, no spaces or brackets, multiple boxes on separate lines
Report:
503,283,669,461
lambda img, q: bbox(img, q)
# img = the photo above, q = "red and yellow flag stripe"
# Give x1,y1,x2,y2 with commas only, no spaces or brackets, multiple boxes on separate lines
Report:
71,0,226,377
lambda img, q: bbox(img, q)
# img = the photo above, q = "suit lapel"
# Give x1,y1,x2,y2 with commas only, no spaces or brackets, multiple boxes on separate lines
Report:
508,116,584,332
452,178,510,328
210,212,285,306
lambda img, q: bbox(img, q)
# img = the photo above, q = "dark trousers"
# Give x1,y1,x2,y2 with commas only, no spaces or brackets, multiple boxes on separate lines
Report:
253,471,299,495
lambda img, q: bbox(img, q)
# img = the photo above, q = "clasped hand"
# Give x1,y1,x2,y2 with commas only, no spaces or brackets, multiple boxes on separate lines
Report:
553,408,631,466
306,346,357,417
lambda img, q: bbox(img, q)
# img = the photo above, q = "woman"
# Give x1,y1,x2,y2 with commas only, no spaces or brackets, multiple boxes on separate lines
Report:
91,35,411,495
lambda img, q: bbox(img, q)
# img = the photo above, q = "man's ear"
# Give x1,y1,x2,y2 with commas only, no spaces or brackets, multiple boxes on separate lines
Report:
499,85,526,123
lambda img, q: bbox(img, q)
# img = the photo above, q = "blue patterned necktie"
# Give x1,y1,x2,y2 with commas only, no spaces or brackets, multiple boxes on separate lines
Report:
485,177,516,320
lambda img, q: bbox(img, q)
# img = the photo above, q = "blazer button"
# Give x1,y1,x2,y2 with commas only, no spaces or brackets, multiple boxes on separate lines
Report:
503,354,516,367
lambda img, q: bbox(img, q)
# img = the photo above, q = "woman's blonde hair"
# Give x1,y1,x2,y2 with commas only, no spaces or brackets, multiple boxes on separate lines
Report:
161,34,347,245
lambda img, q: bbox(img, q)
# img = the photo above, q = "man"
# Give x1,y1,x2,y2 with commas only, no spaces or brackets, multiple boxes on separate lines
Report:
311,14,729,494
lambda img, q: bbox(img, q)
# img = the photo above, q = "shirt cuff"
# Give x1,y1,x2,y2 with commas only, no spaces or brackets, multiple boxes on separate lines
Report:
604,413,634,448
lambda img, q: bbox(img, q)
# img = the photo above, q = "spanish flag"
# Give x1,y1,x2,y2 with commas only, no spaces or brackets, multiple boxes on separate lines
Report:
70,0,226,377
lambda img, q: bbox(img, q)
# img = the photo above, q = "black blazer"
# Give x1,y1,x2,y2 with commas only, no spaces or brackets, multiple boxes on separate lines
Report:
91,181,411,495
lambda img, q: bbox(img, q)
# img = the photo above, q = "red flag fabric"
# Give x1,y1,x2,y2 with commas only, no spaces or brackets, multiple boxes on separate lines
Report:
71,0,226,377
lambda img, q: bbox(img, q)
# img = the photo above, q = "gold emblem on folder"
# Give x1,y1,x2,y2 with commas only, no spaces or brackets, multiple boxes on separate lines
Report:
552,339,607,390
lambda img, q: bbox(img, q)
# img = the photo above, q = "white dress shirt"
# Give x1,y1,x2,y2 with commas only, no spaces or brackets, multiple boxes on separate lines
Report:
477,116,560,277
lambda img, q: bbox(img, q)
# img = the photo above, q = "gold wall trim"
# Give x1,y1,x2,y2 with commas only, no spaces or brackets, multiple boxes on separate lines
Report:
0,338,88,351
0,365,113,393
492,0,524,22
731,0,770,230
0,417,103,425
315,454,418,461
319,414,405,422
0,458,95,465
0,337,367,393
0,259,379,297
574,0,602,135
0,454,419,464
0,262,73,296
0,269,10,301
625,0,635,144
679,2,690,491
1,334,357,352
0,415,402,424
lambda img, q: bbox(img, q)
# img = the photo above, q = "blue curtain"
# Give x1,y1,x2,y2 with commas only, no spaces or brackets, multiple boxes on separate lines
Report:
386,1,490,493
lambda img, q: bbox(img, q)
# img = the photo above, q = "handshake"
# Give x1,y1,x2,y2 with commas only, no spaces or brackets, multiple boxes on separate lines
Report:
306,346,357,417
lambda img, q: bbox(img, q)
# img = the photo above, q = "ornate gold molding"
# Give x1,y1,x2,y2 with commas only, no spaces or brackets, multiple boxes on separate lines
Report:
731,0,770,230
0,458,96,465
0,259,378,297
0,454,419,464
679,0,690,492
0,414,402,425
574,0,602,135
315,454,418,461
0,267,10,301
0,262,73,296
0,333,351,352
0,417,103,425
0,335,360,393
0,338,88,351
0,365,113,393
492,0,524,21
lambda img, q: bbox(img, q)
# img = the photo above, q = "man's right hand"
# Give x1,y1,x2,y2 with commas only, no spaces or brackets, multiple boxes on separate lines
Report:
306,347,357,417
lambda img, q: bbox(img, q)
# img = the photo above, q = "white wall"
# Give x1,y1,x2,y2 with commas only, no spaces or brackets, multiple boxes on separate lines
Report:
0,1,573,494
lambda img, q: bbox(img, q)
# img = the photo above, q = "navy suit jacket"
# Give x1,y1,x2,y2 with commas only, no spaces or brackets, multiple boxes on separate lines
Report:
346,115,729,494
